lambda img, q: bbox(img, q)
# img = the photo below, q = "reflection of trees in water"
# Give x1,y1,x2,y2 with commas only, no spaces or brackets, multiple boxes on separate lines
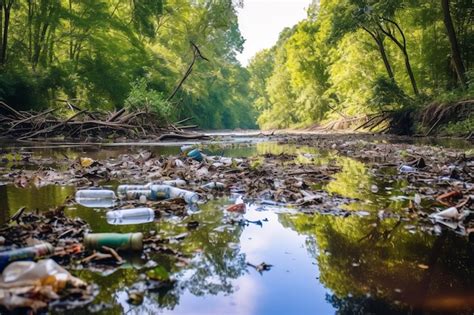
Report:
283,213,474,313
2,184,74,218
175,202,247,297
326,294,410,315
0,185,9,224
325,158,409,213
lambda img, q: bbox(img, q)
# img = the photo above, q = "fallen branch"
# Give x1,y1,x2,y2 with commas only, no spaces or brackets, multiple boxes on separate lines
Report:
158,133,210,141
0,102,202,141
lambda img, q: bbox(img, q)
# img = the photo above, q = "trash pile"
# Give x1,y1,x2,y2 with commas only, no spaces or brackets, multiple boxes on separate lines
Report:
0,206,183,312
0,203,89,311
0,177,204,312
0,258,93,312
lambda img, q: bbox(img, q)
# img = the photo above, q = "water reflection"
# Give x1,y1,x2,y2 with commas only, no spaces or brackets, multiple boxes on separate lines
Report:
284,213,474,313
325,158,411,213
0,184,74,224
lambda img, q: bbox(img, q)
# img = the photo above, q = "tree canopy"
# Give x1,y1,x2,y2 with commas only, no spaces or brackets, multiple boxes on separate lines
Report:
0,0,256,129
248,0,473,129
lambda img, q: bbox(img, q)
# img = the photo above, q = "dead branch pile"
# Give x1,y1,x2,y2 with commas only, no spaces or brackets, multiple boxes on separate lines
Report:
326,112,394,133
0,101,208,141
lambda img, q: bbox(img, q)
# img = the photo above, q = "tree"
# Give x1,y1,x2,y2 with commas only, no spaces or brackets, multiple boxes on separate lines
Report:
378,17,419,96
441,0,467,88
0,0,14,65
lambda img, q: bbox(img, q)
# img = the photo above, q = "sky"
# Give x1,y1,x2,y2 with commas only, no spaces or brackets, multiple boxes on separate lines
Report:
236,0,312,66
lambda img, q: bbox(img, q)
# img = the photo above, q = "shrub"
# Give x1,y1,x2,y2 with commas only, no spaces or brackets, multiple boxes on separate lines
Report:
124,78,174,122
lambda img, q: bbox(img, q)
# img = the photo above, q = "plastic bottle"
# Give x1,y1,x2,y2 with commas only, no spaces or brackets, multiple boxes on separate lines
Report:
0,243,54,272
84,233,143,251
166,186,199,204
1,259,70,284
117,185,149,197
399,165,416,173
201,181,225,190
162,179,187,187
75,189,116,208
187,149,203,162
106,208,155,225
180,145,194,154
124,190,153,200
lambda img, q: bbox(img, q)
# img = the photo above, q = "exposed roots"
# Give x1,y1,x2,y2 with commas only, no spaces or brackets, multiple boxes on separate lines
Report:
420,99,473,136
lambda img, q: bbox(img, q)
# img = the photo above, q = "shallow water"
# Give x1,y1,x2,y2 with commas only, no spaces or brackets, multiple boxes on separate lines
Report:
0,140,473,314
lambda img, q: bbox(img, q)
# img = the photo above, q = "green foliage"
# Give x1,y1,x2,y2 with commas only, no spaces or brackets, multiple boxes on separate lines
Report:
0,0,254,129
370,76,410,111
125,78,174,122
439,115,474,136
248,0,473,130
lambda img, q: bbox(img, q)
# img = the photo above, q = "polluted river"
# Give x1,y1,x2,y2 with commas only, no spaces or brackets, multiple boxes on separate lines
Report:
0,134,473,314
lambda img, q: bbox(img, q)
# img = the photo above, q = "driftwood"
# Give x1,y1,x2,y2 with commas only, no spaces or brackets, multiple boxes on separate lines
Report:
158,132,210,141
0,101,208,141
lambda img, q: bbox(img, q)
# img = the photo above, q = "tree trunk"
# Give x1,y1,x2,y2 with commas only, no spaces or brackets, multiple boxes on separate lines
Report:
377,36,394,80
362,27,395,81
378,18,420,96
403,50,419,96
0,1,12,65
0,3,3,62
167,42,209,102
441,0,467,88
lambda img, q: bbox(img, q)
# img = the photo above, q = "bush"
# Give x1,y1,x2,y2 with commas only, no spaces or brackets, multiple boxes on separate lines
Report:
370,76,411,112
124,78,174,122
0,68,48,111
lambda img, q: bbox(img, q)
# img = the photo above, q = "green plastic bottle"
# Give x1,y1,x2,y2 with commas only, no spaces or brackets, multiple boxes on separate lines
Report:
84,233,143,251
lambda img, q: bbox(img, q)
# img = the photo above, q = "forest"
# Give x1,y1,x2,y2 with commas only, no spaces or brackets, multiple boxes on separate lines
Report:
0,0,255,130
248,0,473,134
0,0,472,133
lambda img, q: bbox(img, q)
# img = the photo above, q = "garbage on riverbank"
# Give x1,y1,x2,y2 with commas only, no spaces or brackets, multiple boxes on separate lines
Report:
0,259,93,312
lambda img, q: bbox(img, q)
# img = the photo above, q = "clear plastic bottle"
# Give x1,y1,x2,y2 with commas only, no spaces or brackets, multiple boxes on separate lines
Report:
117,185,149,197
162,179,187,187
106,208,155,225
201,181,225,190
399,165,416,173
124,190,153,200
75,189,116,208
0,259,83,286
166,186,199,204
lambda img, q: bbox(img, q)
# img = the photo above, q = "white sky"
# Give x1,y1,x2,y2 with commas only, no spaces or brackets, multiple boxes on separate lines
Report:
236,0,312,66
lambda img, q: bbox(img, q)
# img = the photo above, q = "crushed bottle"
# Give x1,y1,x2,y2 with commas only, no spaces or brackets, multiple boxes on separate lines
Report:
117,185,150,197
187,149,203,162
148,185,199,204
201,181,225,190
162,179,187,187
